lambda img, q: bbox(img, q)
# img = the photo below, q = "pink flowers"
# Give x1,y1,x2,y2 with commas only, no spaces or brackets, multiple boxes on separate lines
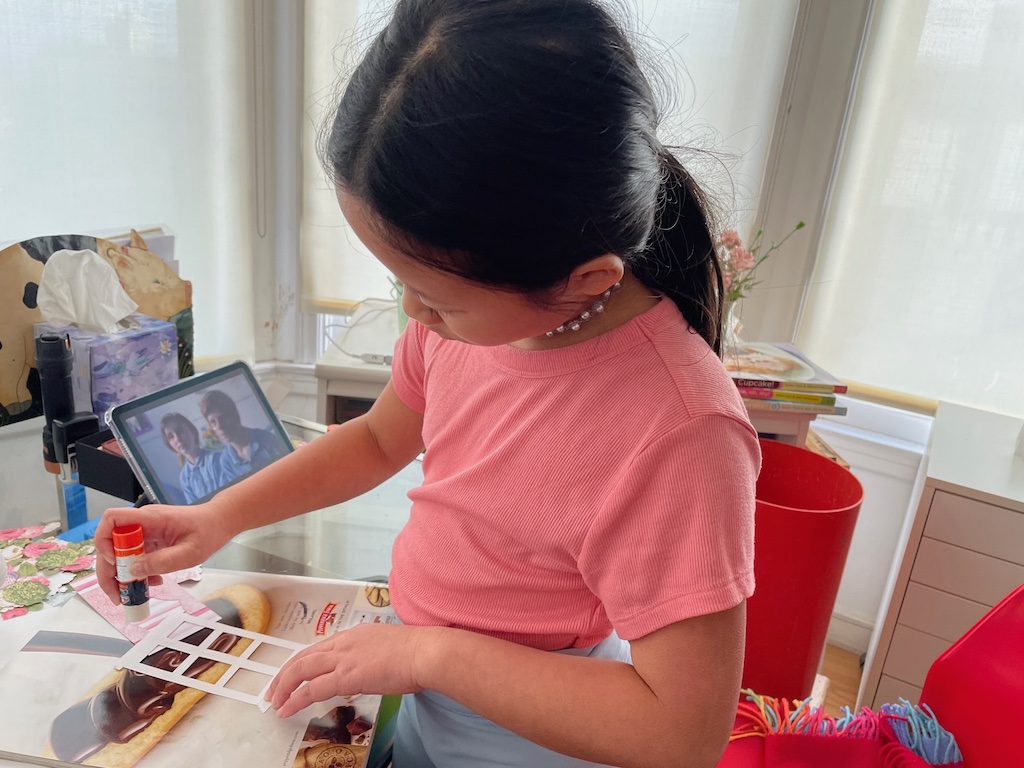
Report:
730,247,755,272
22,542,61,559
717,221,806,306
62,555,96,572
721,229,742,249
2,524,96,619
0,526,46,542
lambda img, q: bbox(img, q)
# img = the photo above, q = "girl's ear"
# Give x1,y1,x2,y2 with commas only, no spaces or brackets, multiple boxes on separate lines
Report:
563,254,625,299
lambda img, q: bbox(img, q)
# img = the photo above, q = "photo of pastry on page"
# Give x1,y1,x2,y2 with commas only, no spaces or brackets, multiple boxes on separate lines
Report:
0,570,399,768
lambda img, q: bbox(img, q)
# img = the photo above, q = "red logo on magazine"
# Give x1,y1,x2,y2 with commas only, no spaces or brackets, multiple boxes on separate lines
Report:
316,603,338,636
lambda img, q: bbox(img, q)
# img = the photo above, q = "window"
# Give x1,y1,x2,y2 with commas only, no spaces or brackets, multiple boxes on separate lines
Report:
0,0,260,364
796,0,1024,416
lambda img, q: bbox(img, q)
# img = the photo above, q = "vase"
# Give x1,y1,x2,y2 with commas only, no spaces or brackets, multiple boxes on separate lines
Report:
723,300,744,356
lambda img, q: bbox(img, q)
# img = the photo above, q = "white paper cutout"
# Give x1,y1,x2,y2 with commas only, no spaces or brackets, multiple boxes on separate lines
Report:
116,612,306,711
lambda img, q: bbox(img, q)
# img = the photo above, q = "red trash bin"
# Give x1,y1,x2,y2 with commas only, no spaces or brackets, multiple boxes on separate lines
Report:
742,438,864,701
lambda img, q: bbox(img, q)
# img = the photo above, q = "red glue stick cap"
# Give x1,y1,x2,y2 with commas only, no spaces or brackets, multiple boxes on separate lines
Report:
112,524,144,550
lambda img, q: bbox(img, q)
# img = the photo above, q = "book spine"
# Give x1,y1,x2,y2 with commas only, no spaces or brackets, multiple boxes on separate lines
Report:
742,399,848,416
736,388,836,405
735,387,775,399
733,378,848,395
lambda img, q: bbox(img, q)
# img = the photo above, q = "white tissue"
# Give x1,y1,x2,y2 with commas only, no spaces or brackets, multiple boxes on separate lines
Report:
37,249,138,333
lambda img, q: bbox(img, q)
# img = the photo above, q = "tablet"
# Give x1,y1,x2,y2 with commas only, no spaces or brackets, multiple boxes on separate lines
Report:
106,361,294,505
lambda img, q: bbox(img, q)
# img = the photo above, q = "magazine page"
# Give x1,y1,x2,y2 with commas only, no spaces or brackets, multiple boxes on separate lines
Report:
0,570,398,768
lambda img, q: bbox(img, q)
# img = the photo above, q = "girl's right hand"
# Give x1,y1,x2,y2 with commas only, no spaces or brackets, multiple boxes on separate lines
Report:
93,500,235,604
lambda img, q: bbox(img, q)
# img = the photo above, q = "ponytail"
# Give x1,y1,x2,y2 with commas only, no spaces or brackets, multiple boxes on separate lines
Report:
631,149,724,356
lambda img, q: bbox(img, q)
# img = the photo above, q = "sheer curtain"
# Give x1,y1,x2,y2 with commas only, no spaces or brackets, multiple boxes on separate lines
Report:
797,0,1024,416
0,0,256,364
300,0,800,311
300,0,388,313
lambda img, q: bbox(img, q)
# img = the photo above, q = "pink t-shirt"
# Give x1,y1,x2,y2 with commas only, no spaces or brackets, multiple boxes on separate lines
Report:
390,298,759,651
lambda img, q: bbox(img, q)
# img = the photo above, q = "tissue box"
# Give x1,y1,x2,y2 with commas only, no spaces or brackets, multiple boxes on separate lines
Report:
34,313,178,418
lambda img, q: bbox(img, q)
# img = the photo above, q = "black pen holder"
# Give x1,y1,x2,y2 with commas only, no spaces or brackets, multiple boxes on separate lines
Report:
76,429,144,502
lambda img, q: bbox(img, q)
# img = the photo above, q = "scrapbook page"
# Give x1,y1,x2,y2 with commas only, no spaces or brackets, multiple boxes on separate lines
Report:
1,522,96,621
0,570,398,768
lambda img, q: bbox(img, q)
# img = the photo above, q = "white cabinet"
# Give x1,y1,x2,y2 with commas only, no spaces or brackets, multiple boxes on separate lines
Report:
315,354,391,423
859,402,1024,708
314,304,399,424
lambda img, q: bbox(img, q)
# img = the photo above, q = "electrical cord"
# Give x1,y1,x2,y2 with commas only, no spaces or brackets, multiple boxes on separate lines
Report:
324,297,397,365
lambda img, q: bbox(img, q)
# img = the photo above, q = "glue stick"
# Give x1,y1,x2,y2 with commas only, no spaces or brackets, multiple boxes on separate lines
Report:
112,524,150,623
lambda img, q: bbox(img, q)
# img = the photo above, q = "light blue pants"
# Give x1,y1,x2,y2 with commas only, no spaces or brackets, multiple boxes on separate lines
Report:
393,633,631,768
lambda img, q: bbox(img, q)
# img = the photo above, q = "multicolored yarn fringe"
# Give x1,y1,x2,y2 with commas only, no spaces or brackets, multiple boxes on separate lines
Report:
731,690,964,767
880,699,963,766
731,689,881,741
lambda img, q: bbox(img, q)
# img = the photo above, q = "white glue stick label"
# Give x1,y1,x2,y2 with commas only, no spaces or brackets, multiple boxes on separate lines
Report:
116,554,139,582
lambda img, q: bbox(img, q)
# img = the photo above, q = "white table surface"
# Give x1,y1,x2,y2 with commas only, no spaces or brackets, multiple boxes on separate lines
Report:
206,458,421,581
0,423,421,766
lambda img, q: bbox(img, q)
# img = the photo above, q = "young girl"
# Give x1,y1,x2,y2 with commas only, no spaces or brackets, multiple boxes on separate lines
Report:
95,1,760,765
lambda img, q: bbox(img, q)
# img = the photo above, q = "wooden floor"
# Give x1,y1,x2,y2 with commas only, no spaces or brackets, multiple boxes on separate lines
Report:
820,644,863,717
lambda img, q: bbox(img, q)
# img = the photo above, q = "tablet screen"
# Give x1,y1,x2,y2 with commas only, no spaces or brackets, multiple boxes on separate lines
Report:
107,361,294,505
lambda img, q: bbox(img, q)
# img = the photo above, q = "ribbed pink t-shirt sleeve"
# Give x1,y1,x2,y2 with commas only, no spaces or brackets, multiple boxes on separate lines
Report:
579,414,758,641
391,320,427,414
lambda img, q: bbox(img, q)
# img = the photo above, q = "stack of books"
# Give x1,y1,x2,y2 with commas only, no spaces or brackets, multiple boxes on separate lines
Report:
723,342,848,445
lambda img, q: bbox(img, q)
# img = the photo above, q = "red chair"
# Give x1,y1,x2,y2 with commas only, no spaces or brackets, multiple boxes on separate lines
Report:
918,581,1024,768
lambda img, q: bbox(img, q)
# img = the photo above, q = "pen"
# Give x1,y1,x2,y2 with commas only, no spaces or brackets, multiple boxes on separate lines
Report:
133,494,151,508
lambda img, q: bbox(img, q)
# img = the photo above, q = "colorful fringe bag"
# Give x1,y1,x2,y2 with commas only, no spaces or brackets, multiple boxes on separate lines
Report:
879,700,964,768
715,690,965,768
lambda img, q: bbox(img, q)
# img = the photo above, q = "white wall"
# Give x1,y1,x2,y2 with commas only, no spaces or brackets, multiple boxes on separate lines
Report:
0,418,64,528
0,416,126,528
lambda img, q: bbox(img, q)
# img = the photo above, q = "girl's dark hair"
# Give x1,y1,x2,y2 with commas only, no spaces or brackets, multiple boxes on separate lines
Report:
324,0,724,353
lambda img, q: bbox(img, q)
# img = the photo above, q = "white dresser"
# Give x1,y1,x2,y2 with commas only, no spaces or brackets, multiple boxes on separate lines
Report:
860,401,1024,708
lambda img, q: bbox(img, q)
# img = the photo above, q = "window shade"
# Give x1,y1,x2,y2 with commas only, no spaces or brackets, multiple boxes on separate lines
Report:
300,0,390,313
797,0,1024,417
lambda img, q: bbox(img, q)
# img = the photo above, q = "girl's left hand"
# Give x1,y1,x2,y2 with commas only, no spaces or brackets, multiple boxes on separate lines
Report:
266,623,431,719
